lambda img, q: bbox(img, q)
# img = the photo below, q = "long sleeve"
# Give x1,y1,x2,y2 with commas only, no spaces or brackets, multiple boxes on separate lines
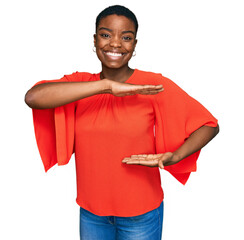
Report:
32,76,76,172
153,75,218,184
31,72,92,172
33,102,76,172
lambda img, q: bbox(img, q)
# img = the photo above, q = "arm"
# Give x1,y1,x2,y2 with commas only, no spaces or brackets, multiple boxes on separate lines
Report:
25,80,110,109
122,124,219,169
168,125,219,166
161,124,219,167
25,79,163,109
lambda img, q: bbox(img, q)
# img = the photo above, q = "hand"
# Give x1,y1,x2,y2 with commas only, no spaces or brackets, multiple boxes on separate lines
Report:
107,80,164,97
122,152,178,169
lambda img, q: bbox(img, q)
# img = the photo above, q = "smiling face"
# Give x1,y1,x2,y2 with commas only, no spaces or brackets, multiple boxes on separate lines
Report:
94,14,137,70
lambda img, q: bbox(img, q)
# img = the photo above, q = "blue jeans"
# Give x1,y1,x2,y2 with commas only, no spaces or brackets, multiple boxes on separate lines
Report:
79,201,164,240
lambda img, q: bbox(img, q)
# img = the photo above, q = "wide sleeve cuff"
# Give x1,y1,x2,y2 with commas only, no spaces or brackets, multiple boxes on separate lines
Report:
154,75,218,184
31,78,76,172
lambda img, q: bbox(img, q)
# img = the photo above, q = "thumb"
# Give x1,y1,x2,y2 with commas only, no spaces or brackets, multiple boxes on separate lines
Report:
158,159,164,169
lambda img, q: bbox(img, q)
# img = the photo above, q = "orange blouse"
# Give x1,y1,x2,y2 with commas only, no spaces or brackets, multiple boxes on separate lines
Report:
32,69,218,217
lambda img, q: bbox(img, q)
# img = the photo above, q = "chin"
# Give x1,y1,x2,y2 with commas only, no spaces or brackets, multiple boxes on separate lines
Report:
98,54,131,70
103,62,128,69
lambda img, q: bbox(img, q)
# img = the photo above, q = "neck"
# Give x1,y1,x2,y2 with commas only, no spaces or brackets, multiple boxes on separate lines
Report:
100,65,134,83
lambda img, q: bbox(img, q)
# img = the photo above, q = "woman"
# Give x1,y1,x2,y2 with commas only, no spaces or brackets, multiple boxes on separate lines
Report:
25,5,219,240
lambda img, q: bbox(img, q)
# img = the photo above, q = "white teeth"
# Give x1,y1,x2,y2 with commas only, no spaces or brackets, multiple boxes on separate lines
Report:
105,52,123,57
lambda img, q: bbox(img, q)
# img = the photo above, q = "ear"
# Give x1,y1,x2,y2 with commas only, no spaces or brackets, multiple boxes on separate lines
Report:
134,39,138,49
134,39,138,46
93,34,97,46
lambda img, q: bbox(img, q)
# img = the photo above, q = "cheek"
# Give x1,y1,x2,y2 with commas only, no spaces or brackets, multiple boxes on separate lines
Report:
127,41,137,50
95,36,108,46
96,40,106,48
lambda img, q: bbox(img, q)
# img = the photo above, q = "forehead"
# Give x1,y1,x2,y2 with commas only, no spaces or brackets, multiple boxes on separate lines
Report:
97,14,136,32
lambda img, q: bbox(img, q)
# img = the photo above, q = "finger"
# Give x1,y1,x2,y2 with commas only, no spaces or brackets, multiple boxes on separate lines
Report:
158,160,164,169
123,155,147,163
140,88,164,93
138,90,164,95
122,157,131,163
126,154,159,163
131,85,161,91
131,154,159,159
130,155,152,160
138,89,163,93
125,160,141,164
137,89,164,94
141,84,163,89
126,159,158,167
140,84,163,88
126,157,146,162
131,154,148,158
122,157,146,162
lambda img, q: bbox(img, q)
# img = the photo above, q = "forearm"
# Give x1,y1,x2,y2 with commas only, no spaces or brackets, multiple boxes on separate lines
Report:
166,124,219,165
25,79,110,109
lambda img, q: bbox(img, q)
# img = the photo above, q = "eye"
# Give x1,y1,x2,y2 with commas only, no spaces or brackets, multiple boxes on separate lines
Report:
122,36,133,41
100,33,110,38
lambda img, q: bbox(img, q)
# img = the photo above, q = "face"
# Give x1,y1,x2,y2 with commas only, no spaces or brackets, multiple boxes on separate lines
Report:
94,14,137,69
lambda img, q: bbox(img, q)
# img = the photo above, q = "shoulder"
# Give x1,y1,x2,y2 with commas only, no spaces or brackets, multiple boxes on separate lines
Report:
135,69,174,86
33,71,99,86
135,70,189,100
64,71,99,82
134,69,162,83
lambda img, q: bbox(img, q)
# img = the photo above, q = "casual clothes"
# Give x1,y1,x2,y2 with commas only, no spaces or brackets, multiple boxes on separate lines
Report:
32,69,218,217
79,201,164,240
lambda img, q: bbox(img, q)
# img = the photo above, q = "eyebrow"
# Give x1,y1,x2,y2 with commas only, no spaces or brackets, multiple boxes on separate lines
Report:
122,30,135,35
98,27,135,35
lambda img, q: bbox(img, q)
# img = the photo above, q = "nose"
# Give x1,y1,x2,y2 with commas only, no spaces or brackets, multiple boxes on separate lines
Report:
109,36,121,48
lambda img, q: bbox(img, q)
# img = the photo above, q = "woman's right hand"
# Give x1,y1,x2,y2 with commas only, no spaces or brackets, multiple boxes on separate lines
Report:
25,78,164,109
107,80,164,97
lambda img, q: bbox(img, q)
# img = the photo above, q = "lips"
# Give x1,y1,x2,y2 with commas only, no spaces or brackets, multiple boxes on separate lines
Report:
104,51,125,57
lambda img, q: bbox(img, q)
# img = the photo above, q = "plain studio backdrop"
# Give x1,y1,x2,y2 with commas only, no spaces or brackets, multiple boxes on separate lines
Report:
1,0,243,239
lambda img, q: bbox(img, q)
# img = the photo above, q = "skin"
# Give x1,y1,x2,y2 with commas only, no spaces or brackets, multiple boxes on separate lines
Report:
25,15,163,108
25,14,219,168
93,14,138,81
122,124,219,169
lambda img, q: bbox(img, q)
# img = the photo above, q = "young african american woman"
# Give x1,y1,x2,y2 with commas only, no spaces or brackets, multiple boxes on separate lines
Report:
25,5,219,240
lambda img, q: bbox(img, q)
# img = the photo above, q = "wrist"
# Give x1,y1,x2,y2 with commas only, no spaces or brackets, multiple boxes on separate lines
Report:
172,152,182,164
100,79,112,94
99,79,111,94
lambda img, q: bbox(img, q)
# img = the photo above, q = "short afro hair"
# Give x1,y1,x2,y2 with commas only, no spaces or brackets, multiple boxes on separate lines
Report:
95,5,138,36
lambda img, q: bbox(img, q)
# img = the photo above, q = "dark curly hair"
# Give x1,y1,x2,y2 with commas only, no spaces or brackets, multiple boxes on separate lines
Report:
95,5,139,36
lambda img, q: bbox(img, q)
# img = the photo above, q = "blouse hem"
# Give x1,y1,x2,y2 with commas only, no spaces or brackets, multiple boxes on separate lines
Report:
76,194,164,217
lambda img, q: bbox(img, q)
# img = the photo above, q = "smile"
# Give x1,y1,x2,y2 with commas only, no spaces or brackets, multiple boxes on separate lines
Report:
104,51,124,57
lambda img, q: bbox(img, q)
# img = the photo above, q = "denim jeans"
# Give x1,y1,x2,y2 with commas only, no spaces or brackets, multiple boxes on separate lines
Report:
79,201,164,240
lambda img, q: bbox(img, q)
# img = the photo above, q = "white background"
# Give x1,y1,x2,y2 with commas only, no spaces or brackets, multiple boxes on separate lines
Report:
1,0,243,239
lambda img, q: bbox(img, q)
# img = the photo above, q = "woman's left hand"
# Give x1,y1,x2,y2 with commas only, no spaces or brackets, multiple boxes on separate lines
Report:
122,125,220,169
122,152,180,169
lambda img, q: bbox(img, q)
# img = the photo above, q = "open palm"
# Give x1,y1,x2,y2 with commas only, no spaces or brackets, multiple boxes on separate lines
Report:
122,152,174,169
110,81,164,97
